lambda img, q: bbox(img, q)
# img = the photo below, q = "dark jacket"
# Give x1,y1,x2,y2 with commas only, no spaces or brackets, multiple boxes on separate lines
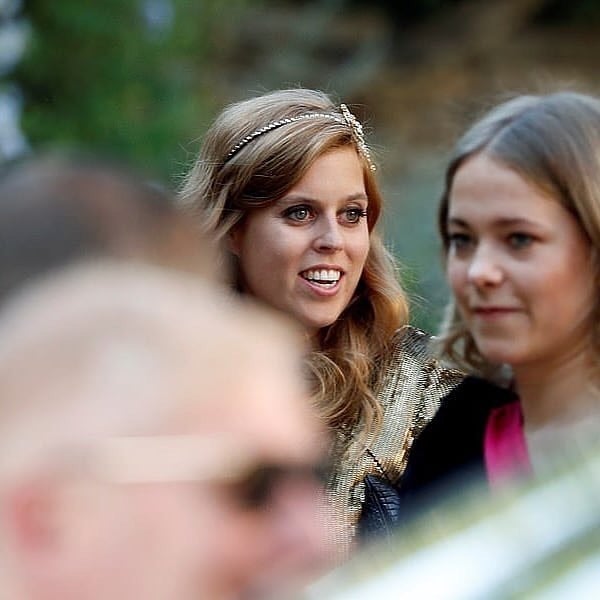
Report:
399,376,518,502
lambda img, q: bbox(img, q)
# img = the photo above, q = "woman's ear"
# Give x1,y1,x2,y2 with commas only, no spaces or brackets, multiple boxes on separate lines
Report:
227,225,243,258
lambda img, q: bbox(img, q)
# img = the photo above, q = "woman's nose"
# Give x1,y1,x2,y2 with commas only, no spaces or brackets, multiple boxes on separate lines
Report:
313,217,343,252
467,246,504,287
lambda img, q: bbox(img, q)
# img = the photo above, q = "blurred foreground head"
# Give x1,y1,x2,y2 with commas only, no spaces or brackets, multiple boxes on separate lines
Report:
0,155,217,301
0,262,329,600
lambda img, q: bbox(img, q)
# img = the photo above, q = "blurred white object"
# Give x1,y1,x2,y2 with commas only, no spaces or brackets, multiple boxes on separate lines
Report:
0,0,28,161
0,86,28,160
0,18,28,75
0,0,22,18
307,439,600,599
140,0,173,37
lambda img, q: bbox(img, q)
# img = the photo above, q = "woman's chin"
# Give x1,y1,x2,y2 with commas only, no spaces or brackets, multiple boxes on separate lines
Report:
475,340,521,368
296,312,342,334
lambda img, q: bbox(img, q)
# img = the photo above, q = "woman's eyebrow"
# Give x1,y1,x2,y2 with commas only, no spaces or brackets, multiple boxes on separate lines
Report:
446,216,470,228
279,192,369,204
447,216,542,228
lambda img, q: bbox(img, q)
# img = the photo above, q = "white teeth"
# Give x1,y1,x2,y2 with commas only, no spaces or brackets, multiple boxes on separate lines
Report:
301,269,341,284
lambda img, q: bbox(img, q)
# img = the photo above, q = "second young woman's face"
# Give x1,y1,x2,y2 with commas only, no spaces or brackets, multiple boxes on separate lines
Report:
230,147,370,333
446,153,595,370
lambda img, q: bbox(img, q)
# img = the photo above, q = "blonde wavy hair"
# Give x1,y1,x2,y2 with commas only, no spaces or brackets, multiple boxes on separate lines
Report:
178,88,408,439
437,91,600,383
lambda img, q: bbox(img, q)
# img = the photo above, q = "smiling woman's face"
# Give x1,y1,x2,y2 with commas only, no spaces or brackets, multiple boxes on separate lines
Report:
446,153,595,370
229,147,371,333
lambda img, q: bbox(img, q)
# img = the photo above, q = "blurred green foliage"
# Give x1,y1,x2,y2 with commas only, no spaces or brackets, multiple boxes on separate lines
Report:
16,0,600,181
16,0,256,179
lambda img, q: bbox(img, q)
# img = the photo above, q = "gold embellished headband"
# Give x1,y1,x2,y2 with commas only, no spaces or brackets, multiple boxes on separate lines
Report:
224,103,376,171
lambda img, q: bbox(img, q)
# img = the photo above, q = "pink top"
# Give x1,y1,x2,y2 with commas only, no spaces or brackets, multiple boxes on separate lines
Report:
484,401,532,489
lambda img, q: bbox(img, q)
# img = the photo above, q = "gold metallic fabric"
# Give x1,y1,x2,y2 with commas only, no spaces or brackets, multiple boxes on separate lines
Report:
324,326,464,558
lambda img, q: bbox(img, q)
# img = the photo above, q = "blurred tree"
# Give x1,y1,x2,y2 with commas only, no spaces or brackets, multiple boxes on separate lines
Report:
534,0,600,23
344,0,600,25
15,0,253,178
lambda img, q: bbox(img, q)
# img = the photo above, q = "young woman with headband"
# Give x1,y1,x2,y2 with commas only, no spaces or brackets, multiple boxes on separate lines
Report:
179,88,463,554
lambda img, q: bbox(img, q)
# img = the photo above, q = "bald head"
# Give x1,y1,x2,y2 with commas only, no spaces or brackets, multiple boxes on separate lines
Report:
0,262,329,600
0,261,317,480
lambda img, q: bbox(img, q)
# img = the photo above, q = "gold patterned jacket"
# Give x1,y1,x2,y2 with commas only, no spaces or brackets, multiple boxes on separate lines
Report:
324,326,464,557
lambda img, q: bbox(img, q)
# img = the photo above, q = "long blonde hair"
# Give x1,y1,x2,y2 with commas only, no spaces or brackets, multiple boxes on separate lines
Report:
179,88,408,438
437,91,600,382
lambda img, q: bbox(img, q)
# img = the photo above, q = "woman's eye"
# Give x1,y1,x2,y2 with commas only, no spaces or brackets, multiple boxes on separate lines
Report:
447,232,472,250
283,205,313,222
508,233,534,249
340,207,367,225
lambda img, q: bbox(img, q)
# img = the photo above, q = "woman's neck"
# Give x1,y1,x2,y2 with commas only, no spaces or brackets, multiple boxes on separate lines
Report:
513,345,597,431
306,329,320,350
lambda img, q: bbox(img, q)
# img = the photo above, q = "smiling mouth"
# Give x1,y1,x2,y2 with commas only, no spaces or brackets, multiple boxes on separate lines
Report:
473,307,518,316
300,269,342,288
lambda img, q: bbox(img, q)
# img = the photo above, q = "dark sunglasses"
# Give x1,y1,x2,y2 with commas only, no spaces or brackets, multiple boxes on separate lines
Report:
225,460,331,510
84,434,331,512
